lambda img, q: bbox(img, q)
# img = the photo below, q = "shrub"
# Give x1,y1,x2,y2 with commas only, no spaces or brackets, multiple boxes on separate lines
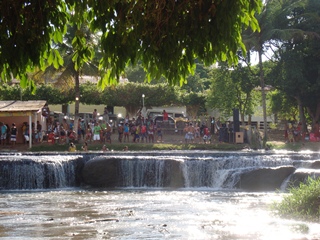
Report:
273,177,320,221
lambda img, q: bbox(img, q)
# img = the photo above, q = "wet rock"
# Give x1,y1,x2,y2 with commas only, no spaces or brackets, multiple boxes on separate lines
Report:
81,156,185,188
286,171,320,188
82,157,119,187
163,159,184,188
310,161,320,169
235,166,295,191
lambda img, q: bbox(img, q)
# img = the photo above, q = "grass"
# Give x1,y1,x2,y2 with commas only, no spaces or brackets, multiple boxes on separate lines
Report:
18,139,320,152
267,141,320,152
272,177,320,222
30,141,247,152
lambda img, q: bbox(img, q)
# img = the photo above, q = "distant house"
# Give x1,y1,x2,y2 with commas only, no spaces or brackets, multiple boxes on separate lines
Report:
0,100,47,148
79,75,129,84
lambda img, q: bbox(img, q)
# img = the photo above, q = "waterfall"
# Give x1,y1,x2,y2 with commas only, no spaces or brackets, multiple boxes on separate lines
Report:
114,153,296,188
0,154,85,190
173,154,293,188
119,158,167,187
1,151,320,190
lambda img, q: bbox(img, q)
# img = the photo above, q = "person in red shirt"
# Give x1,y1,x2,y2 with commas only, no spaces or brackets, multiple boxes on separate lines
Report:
163,110,168,121
140,124,147,143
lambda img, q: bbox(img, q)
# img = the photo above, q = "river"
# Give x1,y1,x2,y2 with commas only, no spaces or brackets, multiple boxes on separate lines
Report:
0,151,319,239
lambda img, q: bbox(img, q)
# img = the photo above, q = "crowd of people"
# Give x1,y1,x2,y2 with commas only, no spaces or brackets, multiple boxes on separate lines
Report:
7,108,320,151
183,122,212,144
0,122,18,146
48,110,166,151
284,121,320,143
0,108,217,150
0,121,32,147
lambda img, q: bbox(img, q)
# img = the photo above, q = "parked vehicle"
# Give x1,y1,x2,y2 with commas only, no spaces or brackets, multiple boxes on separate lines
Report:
78,112,93,122
152,115,176,128
146,106,187,119
49,111,65,122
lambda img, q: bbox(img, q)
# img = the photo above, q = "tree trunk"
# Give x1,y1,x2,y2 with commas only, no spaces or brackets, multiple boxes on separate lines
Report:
186,105,200,121
240,113,245,128
306,102,320,127
248,115,252,125
258,48,267,147
296,96,307,134
125,105,140,118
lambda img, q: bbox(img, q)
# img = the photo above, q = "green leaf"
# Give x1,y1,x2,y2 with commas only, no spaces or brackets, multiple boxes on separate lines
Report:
48,51,54,65
19,74,28,88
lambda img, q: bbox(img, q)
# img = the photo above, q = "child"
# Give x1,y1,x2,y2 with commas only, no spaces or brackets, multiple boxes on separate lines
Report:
123,146,128,151
101,144,109,152
68,142,76,152
81,141,88,151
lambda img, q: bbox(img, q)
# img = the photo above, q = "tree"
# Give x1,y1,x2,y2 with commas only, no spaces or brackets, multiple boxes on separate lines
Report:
124,62,168,84
179,92,206,120
242,0,280,146
125,64,147,84
100,82,178,117
79,82,103,105
0,84,22,101
28,23,99,115
0,84,72,104
0,0,261,87
56,23,98,115
241,0,308,146
268,0,320,129
206,63,259,123
268,90,298,122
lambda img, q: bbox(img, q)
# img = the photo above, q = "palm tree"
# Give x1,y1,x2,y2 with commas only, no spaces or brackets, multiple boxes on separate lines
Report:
30,23,100,116
56,23,100,116
242,0,307,147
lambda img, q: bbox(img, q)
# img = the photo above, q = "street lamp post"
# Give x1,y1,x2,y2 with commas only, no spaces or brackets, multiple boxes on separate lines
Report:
142,94,145,108
142,94,145,118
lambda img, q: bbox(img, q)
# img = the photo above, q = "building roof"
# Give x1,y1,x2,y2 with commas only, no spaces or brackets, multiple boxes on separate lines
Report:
0,100,47,113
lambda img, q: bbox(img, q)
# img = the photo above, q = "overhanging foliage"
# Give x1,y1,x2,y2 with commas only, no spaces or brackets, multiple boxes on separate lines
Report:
0,0,261,87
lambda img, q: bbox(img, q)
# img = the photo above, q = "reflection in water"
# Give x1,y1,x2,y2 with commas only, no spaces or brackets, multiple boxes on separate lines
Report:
0,189,319,239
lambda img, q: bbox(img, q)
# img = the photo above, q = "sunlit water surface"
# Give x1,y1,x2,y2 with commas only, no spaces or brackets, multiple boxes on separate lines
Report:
0,189,319,240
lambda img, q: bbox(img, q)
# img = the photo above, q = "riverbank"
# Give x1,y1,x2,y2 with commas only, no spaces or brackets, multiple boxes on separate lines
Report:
1,136,319,152
0,129,319,152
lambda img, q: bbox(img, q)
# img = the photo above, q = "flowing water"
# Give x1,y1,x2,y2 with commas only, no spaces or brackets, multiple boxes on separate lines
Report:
0,189,319,239
0,151,319,239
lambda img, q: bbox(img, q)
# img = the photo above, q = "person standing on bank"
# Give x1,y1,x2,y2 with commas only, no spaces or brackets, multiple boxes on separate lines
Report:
184,123,195,144
211,117,215,135
36,121,42,143
118,122,124,143
163,110,168,121
5,124,10,145
103,106,110,123
0,122,7,146
123,123,130,143
93,122,101,143
10,123,17,146
92,109,98,122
